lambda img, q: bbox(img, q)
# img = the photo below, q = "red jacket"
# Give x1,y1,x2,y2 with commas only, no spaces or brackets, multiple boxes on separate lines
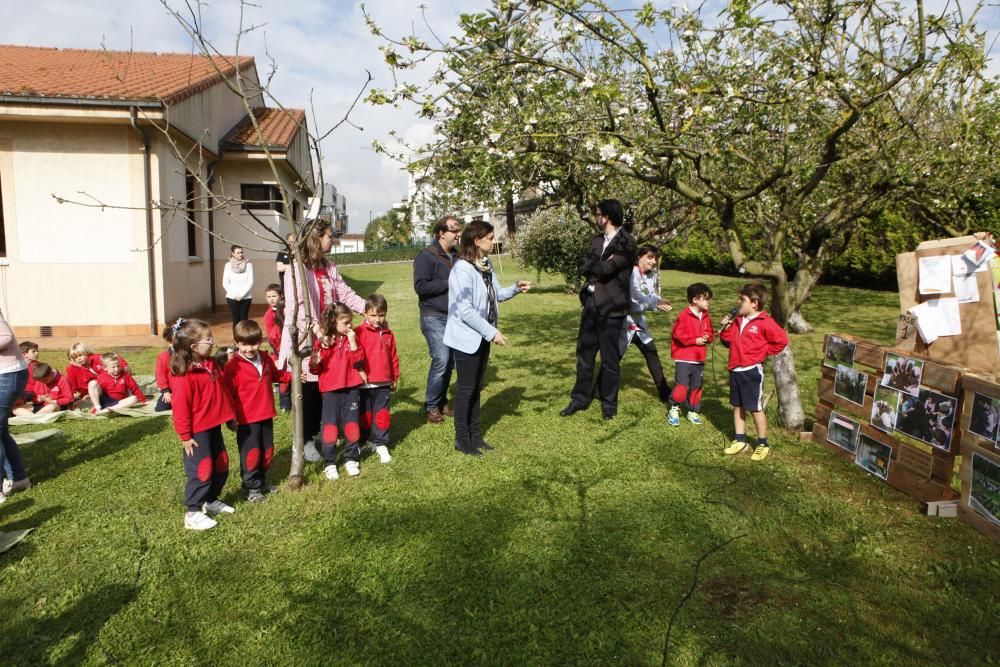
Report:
671,307,715,363
170,359,235,441
263,308,282,356
155,348,173,392
65,362,99,397
355,321,400,384
311,337,366,392
32,371,74,408
97,371,146,402
222,353,292,425
719,312,788,370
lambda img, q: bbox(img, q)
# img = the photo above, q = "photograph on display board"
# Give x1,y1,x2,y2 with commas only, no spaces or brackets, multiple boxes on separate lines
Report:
970,453,1000,528
823,336,857,369
834,365,868,407
855,435,892,481
896,388,957,452
968,392,1000,442
827,412,861,453
870,386,900,433
880,353,923,397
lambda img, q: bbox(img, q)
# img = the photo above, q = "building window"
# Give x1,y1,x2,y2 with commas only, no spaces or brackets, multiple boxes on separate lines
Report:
185,171,198,257
241,184,284,214
0,171,6,256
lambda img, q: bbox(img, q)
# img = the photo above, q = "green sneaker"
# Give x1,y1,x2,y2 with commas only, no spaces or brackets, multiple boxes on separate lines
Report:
724,440,749,455
686,411,702,425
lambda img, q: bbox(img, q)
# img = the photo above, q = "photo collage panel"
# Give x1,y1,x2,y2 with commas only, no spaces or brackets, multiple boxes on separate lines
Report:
867,353,957,453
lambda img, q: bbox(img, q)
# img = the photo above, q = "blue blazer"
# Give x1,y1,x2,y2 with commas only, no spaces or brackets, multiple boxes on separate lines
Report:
443,259,520,354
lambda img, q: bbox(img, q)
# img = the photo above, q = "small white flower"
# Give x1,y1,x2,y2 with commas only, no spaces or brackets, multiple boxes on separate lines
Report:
581,72,597,89
683,29,694,37
599,143,618,160
488,132,501,143
620,152,635,166
674,87,688,96
701,105,714,115
584,139,596,150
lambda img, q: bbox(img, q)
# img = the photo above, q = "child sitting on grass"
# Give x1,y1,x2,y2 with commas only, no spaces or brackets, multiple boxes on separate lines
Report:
718,283,789,461
668,283,714,426
13,363,74,414
90,353,146,414
154,325,175,412
355,294,400,465
222,320,292,502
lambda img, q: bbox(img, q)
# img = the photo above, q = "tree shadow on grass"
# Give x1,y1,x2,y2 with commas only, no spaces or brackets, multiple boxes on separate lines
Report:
0,583,138,663
17,417,170,487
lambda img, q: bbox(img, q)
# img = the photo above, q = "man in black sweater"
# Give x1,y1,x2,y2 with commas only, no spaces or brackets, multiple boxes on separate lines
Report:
561,199,636,420
413,216,462,423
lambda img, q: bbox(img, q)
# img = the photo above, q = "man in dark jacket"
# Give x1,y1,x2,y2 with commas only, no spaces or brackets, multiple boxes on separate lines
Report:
560,199,636,420
413,216,462,423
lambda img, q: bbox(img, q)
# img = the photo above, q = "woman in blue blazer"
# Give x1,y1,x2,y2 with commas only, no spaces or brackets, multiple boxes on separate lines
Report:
443,221,530,455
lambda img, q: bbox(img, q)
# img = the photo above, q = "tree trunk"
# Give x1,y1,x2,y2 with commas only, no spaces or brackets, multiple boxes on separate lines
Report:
771,346,805,431
786,310,814,334
505,193,516,237
287,352,304,489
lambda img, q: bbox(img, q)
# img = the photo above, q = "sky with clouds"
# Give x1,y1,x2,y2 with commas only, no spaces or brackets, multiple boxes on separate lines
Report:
1,1,996,233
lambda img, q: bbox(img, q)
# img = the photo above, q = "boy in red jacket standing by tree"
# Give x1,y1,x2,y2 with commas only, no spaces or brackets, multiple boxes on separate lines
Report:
355,294,400,464
668,283,715,426
223,320,292,502
718,283,789,461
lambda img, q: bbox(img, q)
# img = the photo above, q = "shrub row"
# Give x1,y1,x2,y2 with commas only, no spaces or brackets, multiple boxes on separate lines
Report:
327,245,425,265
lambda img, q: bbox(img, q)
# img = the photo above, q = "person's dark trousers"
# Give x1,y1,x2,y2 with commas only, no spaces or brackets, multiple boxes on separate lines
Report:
0,367,29,482
420,314,454,412
236,419,274,491
278,383,292,411
320,388,362,464
671,363,705,412
631,337,670,401
154,392,172,412
360,385,392,447
183,426,229,511
453,339,491,448
570,293,626,413
227,298,252,328
302,380,322,443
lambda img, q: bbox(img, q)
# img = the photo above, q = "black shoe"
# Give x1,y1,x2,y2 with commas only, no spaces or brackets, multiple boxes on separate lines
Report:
454,440,483,457
602,409,616,420
476,440,495,451
560,402,585,417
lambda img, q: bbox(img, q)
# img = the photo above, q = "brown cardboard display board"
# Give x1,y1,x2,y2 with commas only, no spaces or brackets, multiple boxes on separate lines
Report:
959,443,1000,542
958,373,1000,455
813,333,960,503
896,235,1000,374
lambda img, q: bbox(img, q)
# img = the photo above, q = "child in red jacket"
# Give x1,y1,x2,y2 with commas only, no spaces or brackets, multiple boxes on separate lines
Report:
311,302,367,481
92,353,146,414
355,294,400,465
263,283,291,412
154,326,175,412
13,363,74,415
222,319,292,502
668,283,715,427
718,283,789,462
170,318,237,531
65,343,131,406
16,341,39,406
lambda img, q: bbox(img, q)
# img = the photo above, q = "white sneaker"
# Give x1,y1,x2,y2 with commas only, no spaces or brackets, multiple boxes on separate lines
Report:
375,445,392,464
1,478,10,495
184,511,218,530
5,478,30,494
0,491,6,505
203,500,236,515
324,464,340,480
345,460,361,477
304,440,322,462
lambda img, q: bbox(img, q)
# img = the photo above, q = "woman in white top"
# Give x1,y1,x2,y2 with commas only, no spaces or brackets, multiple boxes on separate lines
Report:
222,245,255,331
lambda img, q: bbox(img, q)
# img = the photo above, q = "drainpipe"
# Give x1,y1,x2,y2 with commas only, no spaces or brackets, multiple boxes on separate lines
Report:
207,159,221,313
130,106,159,336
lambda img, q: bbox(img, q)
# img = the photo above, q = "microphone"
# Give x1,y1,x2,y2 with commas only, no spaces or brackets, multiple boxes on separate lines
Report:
719,306,739,331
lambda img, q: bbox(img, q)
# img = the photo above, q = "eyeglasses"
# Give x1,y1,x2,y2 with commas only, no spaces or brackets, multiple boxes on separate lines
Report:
445,227,461,234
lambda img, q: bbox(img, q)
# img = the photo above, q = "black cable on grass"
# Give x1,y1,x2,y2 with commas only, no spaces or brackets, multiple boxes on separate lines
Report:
660,338,765,665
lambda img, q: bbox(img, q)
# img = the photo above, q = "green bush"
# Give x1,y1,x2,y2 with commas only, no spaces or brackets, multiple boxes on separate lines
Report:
328,245,425,265
509,204,593,290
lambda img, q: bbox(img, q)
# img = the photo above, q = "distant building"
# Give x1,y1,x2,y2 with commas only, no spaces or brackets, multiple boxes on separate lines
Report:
0,45,314,337
331,233,364,254
309,183,348,236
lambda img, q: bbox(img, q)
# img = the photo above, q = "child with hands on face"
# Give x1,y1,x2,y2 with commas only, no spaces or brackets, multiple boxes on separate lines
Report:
310,303,367,480
169,318,237,531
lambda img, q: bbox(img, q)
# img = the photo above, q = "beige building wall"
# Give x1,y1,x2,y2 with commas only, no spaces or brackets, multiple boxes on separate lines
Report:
211,158,309,305
0,120,155,332
168,73,265,155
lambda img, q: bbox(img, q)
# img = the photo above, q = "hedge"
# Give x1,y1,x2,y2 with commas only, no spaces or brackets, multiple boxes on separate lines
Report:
327,246,425,265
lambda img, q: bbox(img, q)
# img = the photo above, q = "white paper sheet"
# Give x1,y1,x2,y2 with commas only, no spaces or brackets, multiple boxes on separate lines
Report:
910,297,962,344
918,255,952,295
952,254,988,276
954,272,980,303
962,240,996,269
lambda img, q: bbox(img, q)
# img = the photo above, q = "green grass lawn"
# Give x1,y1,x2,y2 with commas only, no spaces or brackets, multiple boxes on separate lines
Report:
3,261,999,665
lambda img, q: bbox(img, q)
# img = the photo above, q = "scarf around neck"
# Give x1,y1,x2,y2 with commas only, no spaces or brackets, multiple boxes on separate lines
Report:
229,256,249,274
474,256,498,326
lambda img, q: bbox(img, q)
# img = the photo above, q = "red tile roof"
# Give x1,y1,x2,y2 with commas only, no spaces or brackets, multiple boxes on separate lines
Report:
0,45,254,105
222,107,306,150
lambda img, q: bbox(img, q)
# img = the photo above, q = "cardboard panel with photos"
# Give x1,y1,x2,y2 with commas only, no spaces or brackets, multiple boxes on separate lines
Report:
813,334,962,503
957,373,1000,540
